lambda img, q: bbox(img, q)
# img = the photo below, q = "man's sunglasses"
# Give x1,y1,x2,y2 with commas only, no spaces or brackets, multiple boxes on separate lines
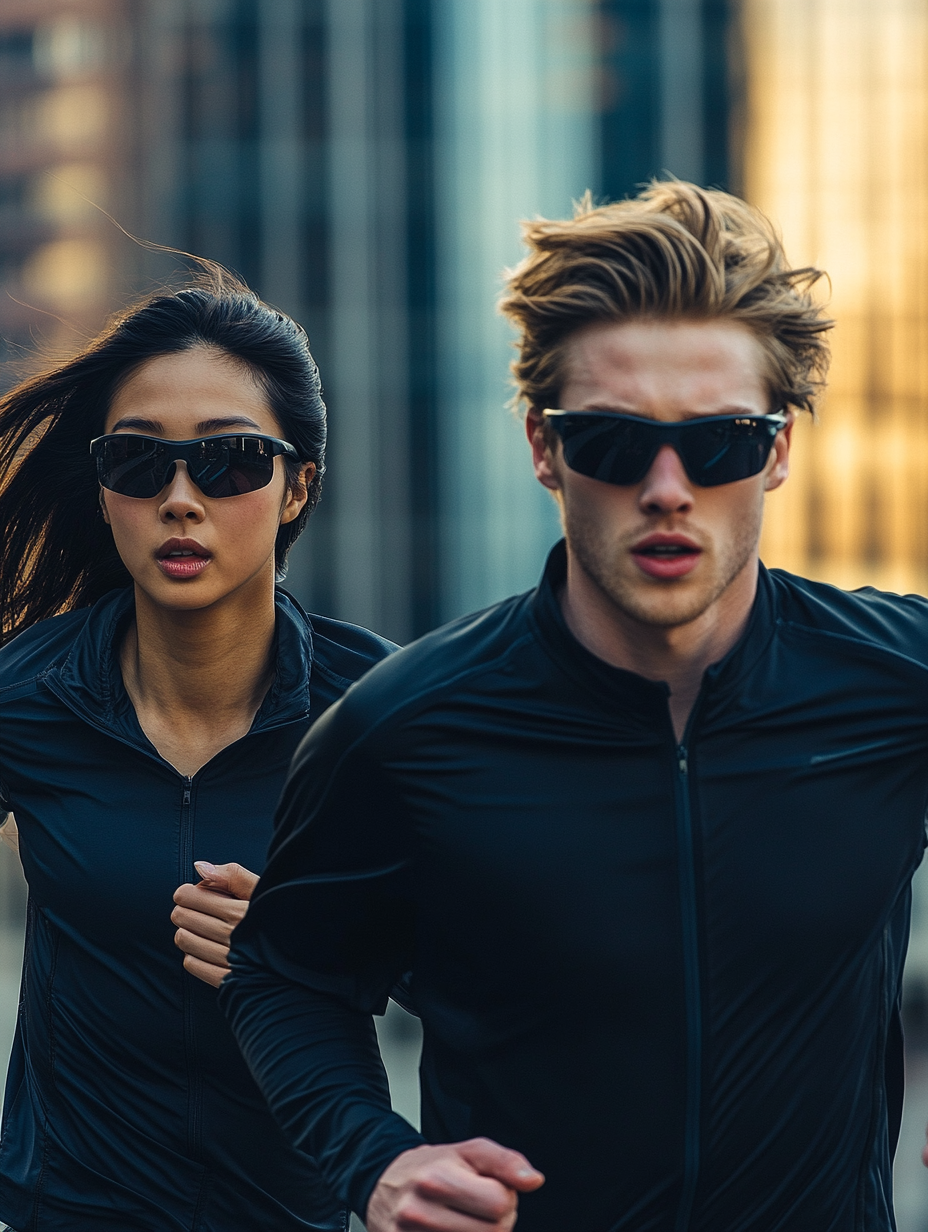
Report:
543,410,788,488
90,433,298,499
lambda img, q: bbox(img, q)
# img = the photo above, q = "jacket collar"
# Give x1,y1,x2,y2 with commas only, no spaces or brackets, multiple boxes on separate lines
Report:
49,586,314,743
529,539,777,720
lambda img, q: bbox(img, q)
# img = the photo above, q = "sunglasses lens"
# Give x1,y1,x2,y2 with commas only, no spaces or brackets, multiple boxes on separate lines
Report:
94,435,280,498
679,419,775,486
558,416,657,485
552,415,777,488
96,436,170,497
189,437,277,497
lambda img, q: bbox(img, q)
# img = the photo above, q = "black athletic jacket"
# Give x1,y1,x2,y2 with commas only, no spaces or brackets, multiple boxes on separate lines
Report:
222,542,928,1231
0,587,393,1232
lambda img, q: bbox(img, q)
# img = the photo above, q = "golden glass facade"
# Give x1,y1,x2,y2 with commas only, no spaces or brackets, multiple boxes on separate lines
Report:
745,0,928,594
0,2,132,368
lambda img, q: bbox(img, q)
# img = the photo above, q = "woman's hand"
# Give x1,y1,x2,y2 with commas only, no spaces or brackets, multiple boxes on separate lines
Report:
171,861,260,988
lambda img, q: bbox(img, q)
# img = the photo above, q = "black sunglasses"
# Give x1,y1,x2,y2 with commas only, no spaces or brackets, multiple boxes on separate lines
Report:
90,433,299,499
543,410,788,488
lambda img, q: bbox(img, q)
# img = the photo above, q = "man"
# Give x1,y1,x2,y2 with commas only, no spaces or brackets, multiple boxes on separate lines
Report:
221,182,927,1231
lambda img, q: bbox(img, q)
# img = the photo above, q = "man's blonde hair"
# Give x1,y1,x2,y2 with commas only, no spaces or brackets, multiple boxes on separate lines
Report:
499,181,832,415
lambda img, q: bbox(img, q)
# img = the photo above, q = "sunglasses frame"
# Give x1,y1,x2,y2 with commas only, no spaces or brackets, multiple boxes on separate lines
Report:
542,409,789,488
89,432,299,500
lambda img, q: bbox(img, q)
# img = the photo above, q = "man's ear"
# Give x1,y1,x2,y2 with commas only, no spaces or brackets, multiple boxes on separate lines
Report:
764,411,794,493
526,408,561,493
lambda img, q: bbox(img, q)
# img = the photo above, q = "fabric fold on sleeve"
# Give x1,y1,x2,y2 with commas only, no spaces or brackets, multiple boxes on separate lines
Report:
220,943,424,1218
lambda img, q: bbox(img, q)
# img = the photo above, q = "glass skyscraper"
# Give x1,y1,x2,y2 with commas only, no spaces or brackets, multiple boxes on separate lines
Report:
0,0,739,642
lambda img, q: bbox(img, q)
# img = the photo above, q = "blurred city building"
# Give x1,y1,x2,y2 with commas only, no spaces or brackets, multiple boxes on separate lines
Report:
0,1,134,365
0,0,737,642
747,0,928,600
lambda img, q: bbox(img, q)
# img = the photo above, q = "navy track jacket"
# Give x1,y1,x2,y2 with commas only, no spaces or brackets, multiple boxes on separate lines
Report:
223,542,928,1232
0,586,393,1232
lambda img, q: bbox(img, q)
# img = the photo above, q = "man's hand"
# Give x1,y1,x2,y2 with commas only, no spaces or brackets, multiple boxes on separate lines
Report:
366,1138,544,1232
171,861,260,988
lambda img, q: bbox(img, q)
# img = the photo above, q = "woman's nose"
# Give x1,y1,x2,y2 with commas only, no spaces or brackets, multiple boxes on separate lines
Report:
158,461,206,521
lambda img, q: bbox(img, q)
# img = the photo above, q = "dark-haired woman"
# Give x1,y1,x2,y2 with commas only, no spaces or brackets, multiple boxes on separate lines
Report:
0,278,393,1231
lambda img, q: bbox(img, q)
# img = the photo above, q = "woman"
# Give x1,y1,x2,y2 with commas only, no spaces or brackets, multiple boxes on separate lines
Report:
0,274,394,1231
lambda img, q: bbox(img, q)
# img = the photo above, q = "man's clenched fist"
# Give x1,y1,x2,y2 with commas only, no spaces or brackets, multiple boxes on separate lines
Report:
366,1137,544,1232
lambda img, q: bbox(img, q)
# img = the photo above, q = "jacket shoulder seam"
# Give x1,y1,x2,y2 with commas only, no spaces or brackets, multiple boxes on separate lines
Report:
0,667,54,698
284,631,538,839
311,630,537,773
311,659,356,691
779,617,928,674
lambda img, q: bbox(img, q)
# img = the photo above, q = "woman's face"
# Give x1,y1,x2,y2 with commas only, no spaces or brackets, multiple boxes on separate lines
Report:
100,347,312,613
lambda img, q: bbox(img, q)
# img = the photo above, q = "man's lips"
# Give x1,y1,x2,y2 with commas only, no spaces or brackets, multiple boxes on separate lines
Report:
155,539,212,580
631,534,702,580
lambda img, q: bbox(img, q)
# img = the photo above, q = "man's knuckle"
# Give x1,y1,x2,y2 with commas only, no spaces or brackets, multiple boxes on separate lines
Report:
414,1172,449,1200
394,1200,432,1230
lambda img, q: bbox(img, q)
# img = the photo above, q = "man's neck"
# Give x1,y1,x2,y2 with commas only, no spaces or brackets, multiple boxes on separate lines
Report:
560,550,759,743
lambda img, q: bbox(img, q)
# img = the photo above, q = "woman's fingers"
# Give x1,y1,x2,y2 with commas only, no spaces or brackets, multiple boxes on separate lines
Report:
193,861,260,900
173,882,249,923
170,903,237,944
181,953,228,989
171,873,254,988
174,926,231,969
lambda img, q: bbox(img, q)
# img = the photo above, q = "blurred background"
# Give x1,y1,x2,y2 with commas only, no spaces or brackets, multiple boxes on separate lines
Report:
4,0,928,1226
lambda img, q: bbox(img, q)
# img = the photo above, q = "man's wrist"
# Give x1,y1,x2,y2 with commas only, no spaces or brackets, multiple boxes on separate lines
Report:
350,1126,427,1223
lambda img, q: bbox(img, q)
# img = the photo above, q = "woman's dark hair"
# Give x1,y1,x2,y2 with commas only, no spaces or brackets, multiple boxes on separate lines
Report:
0,267,326,644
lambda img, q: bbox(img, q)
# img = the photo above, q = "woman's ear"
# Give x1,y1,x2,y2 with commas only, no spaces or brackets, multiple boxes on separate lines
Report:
98,488,111,525
280,462,315,525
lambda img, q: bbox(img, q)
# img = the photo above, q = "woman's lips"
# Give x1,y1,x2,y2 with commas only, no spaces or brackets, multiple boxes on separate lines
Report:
156,554,212,580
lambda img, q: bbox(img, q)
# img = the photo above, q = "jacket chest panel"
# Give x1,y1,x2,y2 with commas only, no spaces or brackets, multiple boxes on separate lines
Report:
4,708,302,941
396,730,680,1003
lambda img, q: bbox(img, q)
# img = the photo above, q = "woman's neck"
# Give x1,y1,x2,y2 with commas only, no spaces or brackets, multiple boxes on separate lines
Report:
119,577,278,776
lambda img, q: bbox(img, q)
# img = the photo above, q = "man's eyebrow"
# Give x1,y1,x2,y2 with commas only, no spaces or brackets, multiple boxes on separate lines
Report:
576,403,764,419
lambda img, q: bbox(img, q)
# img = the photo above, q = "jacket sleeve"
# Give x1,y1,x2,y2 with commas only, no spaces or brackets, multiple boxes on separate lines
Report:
220,692,425,1217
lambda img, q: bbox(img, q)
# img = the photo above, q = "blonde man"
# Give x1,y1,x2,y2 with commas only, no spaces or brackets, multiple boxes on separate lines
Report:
223,184,919,1232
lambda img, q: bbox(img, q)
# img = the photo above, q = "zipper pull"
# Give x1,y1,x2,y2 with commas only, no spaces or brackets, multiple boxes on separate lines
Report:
182,777,192,806
678,746,688,775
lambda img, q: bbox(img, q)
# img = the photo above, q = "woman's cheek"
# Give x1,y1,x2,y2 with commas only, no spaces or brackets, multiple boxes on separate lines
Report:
215,494,282,565
104,498,157,573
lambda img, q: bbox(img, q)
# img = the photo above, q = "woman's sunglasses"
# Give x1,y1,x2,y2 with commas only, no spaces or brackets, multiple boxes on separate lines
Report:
90,433,298,499
543,410,788,488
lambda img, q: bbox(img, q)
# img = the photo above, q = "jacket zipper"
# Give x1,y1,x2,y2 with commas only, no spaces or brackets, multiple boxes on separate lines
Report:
179,774,203,1163
673,738,702,1232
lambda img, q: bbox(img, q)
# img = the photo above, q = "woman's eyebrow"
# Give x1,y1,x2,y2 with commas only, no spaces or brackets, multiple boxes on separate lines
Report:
196,416,263,432
107,415,264,434
109,416,163,432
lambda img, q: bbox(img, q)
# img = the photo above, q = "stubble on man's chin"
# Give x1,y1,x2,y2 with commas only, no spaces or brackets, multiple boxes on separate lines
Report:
565,508,762,632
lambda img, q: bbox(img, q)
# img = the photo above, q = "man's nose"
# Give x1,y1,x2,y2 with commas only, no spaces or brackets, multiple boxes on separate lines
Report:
637,444,695,515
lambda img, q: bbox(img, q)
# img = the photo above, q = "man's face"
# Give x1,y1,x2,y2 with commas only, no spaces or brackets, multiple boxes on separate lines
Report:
527,317,792,630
